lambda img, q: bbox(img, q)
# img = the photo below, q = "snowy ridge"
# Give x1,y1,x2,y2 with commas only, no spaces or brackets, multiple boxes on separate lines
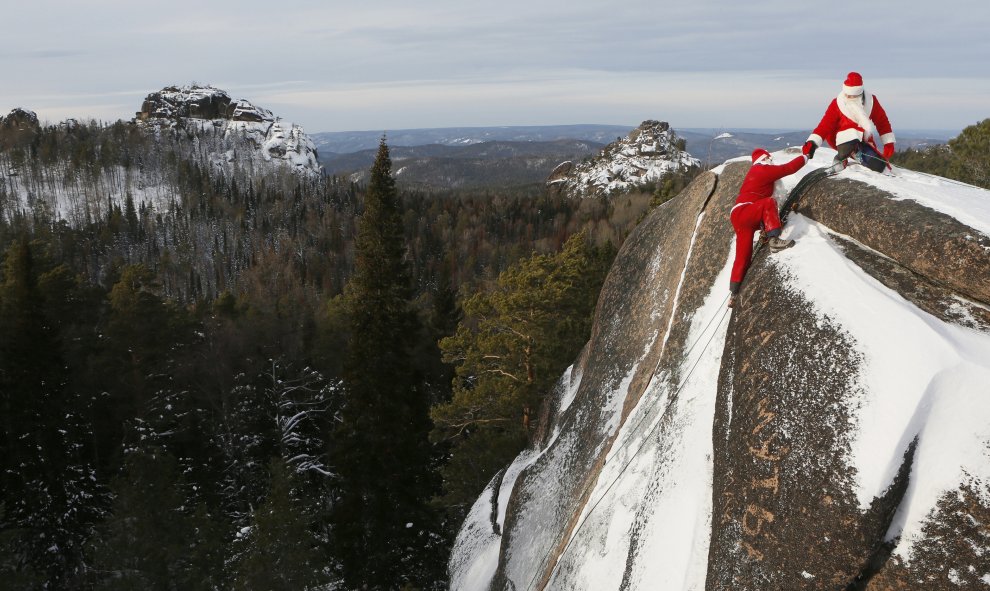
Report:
452,150,990,589
547,120,699,198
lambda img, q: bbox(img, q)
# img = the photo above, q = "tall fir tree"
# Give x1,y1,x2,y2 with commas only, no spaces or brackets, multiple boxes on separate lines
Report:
89,449,224,591
331,138,443,589
0,237,107,588
231,460,328,590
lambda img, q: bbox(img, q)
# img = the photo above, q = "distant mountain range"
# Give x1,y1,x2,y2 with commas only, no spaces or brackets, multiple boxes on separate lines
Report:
311,125,632,155
325,139,607,188
314,125,957,188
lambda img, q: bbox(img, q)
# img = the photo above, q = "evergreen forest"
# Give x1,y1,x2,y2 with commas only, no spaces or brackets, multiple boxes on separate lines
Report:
0,117,651,590
4,110,986,590
890,118,990,189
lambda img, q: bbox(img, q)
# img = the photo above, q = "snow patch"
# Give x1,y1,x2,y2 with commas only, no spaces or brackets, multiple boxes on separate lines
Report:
772,214,990,561
778,147,990,237
544,247,733,590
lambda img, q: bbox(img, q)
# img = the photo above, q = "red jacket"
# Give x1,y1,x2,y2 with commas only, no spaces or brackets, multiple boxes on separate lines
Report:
734,154,808,205
808,93,895,149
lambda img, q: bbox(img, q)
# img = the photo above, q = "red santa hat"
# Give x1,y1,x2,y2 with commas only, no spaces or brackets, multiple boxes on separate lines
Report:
842,72,864,96
751,148,771,164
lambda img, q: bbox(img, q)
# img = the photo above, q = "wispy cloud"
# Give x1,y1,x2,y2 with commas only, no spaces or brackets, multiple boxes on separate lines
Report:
0,0,986,132
0,49,86,60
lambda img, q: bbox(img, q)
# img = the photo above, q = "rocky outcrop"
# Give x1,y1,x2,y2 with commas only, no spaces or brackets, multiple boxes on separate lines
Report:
546,120,700,198
490,169,722,590
708,245,904,589
797,177,990,306
134,84,321,177
452,158,990,590
136,85,274,123
705,170,990,588
868,482,990,589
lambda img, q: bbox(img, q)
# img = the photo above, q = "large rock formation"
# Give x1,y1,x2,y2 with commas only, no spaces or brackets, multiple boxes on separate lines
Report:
136,85,277,123
546,120,700,198
451,149,990,590
135,84,322,177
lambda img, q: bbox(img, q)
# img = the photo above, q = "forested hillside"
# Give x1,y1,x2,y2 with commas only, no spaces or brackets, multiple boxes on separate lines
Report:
0,107,654,589
891,118,990,188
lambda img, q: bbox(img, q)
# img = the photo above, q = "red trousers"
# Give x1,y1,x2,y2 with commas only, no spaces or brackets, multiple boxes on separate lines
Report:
730,197,782,286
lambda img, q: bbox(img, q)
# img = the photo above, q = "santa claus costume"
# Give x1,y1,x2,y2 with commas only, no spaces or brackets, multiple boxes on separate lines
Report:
728,149,808,305
804,72,896,161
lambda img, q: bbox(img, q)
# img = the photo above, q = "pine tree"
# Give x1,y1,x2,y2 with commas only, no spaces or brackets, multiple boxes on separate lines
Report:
231,460,328,590
89,449,224,591
433,231,614,519
0,504,43,589
891,119,990,189
0,237,107,588
219,359,336,526
331,138,443,589
946,118,990,187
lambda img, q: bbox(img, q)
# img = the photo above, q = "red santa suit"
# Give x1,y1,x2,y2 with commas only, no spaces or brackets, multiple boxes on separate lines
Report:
807,72,895,152
729,150,807,292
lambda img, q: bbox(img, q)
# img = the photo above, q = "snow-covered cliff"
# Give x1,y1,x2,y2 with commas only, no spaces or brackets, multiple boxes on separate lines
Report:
546,120,700,198
0,86,322,226
451,148,990,590
136,84,322,177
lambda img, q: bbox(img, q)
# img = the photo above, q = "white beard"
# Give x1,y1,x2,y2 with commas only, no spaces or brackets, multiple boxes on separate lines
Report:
841,94,874,138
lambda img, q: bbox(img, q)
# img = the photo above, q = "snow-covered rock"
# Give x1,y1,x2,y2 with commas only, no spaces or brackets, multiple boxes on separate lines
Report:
0,87,322,227
546,120,699,198
453,148,990,590
136,84,322,177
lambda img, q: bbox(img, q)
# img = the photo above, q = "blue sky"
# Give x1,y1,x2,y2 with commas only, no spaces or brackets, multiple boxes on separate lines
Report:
2,0,987,134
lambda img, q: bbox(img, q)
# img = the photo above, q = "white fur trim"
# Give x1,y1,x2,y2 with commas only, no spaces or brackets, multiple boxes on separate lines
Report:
808,133,823,146
842,84,864,96
836,92,875,119
754,155,772,166
880,132,895,145
836,127,864,145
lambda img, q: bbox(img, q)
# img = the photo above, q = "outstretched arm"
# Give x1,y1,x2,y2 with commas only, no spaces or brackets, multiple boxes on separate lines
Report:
768,154,808,180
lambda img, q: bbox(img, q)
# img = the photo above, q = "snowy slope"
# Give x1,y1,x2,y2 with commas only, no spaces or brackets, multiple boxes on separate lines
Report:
451,148,990,590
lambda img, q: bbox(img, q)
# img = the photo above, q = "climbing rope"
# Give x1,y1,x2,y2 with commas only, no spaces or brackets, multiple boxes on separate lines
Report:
523,298,732,591
521,164,838,590
519,165,842,590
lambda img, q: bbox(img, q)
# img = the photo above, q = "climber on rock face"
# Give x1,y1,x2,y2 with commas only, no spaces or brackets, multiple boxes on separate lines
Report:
728,148,808,308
